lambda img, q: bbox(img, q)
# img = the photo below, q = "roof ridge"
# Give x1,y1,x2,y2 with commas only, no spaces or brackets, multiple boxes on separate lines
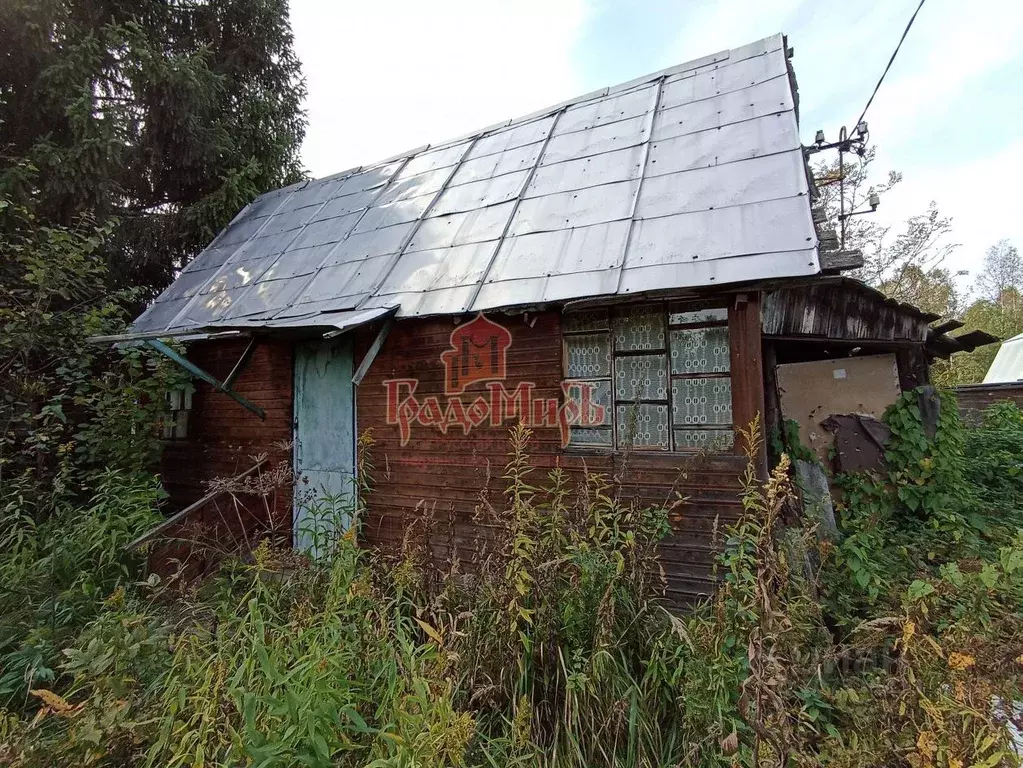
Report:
285,33,787,190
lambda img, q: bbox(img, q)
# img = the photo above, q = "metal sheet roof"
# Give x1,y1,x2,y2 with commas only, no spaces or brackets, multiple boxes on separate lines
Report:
129,33,819,336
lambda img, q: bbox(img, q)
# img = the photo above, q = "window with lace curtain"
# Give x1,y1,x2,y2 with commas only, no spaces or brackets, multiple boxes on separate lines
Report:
562,302,734,452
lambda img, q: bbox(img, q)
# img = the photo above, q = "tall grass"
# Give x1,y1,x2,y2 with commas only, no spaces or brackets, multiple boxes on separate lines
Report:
2,401,1022,767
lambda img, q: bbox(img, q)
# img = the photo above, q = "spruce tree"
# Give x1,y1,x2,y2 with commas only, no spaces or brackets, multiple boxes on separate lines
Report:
0,0,307,297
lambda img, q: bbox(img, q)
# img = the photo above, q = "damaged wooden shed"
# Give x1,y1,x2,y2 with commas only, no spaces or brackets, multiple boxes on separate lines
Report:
95,34,992,604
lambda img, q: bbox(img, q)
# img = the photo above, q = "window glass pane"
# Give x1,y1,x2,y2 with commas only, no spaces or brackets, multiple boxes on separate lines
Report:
671,377,732,425
673,428,734,452
565,333,611,377
615,404,670,449
564,380,611,426
563,309,609,333
669,306,727,325
569,427,612,447
670,327,730,374
614,354,667,401
613,306,665,351
174,410,190,439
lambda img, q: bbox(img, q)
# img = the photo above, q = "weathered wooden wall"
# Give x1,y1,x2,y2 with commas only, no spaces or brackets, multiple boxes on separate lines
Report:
158,338,294,542
956,383,1023,426
157,304,761,603
354,309,753,605
763,281,931,343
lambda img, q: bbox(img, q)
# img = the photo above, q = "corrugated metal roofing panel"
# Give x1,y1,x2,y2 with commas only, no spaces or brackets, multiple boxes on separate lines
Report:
126,34,823,336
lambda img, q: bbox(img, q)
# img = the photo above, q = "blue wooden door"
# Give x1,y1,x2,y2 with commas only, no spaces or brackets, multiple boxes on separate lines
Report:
293,338,355,554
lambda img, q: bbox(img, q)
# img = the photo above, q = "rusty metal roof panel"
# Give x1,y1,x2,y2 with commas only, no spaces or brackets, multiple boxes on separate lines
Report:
128,33,821,335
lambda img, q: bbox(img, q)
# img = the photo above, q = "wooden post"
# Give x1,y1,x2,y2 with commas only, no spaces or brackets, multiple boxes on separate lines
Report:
896,346,930,392
729,292,767,477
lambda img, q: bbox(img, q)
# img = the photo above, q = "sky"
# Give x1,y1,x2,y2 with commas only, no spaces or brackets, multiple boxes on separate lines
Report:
289,0,1023,292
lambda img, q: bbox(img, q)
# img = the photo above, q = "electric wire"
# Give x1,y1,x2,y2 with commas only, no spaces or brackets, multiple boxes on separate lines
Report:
854,0,927,129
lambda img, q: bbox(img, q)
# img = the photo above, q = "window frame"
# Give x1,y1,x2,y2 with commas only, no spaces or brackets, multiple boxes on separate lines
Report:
562,300,734,454
162,385,194,441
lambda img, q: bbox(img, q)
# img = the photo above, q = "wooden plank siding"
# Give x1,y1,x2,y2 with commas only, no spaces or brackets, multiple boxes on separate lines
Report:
158,338,294,553
763,282,931,344
353,306,757,605
156,301,762,604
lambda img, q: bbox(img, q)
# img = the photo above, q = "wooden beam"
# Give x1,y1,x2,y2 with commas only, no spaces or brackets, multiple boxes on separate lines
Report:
145,339,265,420
224,336,259,388
352,315,395,386
88,329,244,344
124,458,268,552
896,346,930,392
729,291,767,476
819,249,864,272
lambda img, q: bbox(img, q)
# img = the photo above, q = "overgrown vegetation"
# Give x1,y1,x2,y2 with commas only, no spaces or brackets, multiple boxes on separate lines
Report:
1,392,1021,767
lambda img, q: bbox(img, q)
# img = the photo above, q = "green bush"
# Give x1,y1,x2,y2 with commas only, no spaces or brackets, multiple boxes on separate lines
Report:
2,400,1022,768
0,471,162,707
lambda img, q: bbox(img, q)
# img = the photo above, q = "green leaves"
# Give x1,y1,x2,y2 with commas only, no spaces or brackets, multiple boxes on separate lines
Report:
0,0,307,295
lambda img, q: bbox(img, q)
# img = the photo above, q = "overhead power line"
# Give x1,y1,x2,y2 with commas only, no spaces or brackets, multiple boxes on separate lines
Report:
854,0,928,129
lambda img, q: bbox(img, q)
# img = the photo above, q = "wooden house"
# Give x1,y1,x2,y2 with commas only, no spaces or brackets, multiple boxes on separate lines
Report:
100,34,991,603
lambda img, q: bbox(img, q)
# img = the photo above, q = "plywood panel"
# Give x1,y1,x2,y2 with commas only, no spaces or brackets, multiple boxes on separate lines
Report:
776,353,900,463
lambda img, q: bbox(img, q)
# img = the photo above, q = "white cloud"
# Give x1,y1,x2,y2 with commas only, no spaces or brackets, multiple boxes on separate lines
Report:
290,0,592,176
